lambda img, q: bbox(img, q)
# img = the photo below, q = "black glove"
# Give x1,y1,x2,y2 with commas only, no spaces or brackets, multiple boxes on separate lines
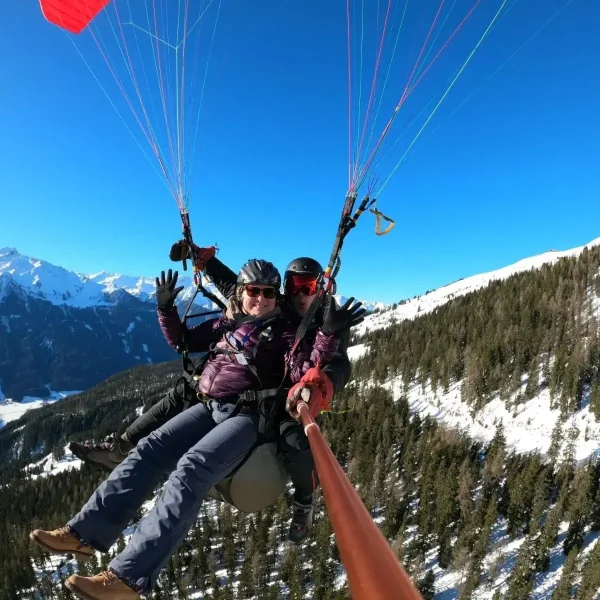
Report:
169,240,216,270
169,240,189,262
155,269,184,310
321,296,366,336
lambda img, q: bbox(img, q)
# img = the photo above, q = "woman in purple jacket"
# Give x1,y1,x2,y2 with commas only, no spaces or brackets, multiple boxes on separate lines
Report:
29,259,341,600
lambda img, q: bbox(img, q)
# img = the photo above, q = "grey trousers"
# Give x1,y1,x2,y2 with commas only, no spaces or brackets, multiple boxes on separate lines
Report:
69,400,259,591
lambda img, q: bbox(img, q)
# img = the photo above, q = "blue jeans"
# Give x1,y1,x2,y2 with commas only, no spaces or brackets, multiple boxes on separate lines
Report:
69,401,259,591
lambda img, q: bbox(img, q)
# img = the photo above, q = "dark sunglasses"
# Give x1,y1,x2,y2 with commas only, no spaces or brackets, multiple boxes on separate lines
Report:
285,275,319,296
244,285,278,299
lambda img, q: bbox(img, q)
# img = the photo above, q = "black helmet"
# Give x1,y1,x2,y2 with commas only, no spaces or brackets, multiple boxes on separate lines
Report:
237,259,281,287
284,257,323,281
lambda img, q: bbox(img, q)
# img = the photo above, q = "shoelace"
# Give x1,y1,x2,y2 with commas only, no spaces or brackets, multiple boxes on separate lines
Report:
101,570,121,588
56,526,72,540
55,526,91,551
91,437,116,451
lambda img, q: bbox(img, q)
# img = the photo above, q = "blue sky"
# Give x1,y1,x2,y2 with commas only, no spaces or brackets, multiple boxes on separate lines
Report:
1,0,598,304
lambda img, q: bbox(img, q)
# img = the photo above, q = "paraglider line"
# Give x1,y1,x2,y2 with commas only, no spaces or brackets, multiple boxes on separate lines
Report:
151,0,182,206
119,22,178,49
124,0,161,144
353,0,365,179
353,0,392,184
177,0,192,201
85,23,178,198
361,0,409,181
139,0,174,176
189,0,223,193
61,30,174,197
363,0,522,185
398,0,447,115
355,0,479,191
407,0,482,97
176,0,217,50
413,0,459,82
111,0,180,194
420,0,578,149
353,0,446,190
346,0,353,188
376,0,509,195
99,5,175,188
182,0,206,191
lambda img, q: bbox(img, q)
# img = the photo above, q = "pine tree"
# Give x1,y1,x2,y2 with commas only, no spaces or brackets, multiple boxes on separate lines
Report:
547,419,564,465
505,536,537,600
416,570,436,600
551,548,578,600
237,551,253,599
280,547,303,600
575,536,600,599
529,466,552,533
563,465,593,554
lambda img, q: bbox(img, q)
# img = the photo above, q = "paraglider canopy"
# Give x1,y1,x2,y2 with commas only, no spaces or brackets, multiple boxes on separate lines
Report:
40,0,111,35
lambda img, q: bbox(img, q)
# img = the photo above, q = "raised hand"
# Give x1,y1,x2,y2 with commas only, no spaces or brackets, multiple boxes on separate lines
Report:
155,269,184,310
321,296,366,335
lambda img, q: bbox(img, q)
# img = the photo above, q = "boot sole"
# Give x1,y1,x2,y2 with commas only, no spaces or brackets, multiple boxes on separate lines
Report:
69,444,118,472
64,580,97,600
65,579,140,600
87,456,122,471
29,532,94,562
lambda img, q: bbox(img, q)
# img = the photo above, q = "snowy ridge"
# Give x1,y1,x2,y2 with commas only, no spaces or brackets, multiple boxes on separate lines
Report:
355,236,600,336
0,247,112,308
0,247,221,309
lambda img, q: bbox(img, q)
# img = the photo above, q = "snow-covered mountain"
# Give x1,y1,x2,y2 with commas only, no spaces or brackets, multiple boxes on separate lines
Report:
3,237,598,407
350,235,600,471
0,246,221,310
7,238,600,599
0,247,383,312
355,236,600,336
0,247,384,403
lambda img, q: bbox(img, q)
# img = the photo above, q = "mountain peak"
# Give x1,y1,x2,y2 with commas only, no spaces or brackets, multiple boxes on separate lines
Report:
0,249,215,311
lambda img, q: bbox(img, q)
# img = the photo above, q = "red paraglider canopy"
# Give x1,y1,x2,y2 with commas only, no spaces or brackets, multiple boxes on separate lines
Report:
40,0,110,34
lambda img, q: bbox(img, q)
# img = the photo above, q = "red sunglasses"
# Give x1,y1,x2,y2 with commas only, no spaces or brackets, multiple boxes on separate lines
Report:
244,285,277,299
285,275,319,296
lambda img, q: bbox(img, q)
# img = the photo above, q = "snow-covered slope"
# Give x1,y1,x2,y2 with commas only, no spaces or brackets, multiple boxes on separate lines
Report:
0,390,81,429
370,376,600,464
355,237,600,336
347,236,600,467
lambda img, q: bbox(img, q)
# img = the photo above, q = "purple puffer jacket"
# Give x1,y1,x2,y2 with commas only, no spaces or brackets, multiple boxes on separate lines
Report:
158,306,340,399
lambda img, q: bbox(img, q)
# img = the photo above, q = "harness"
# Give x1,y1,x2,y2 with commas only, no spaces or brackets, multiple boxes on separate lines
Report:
177,314,287,436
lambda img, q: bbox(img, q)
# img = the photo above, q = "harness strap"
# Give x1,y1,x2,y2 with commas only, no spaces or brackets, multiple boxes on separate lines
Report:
370,205,395,236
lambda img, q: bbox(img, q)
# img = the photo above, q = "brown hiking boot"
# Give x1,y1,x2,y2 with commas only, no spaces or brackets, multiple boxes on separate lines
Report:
69,435,133,471
29,526,95,561
65,571,140,600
